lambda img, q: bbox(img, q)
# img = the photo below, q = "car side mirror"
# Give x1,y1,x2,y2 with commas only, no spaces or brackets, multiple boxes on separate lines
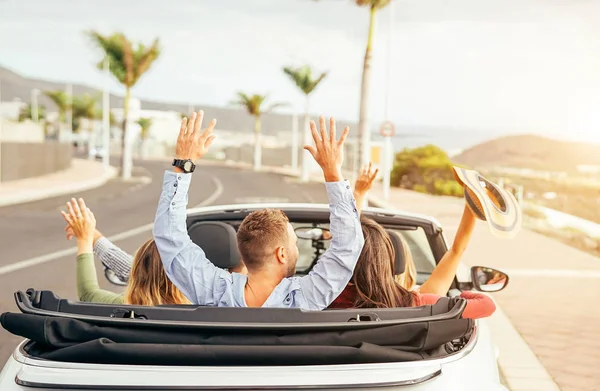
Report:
295,227,332,241
104,268,128,286
470,266,509,292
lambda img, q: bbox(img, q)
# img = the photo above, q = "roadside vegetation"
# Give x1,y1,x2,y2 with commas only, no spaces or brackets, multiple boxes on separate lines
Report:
390,145,464,197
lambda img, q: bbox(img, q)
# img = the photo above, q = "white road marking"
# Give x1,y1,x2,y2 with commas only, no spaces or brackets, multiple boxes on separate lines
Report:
502,269,600,279
0,176,223,277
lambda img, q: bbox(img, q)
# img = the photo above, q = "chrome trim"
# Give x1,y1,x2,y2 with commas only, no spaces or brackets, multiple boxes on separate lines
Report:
15,370,442,390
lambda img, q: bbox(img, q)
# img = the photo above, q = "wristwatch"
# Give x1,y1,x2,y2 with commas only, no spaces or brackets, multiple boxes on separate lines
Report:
172,159,196,173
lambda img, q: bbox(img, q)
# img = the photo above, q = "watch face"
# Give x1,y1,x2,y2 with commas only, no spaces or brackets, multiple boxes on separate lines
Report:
183,161,193,172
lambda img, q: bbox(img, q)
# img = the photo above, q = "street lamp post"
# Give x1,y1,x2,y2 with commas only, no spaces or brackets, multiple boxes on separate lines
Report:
0,79,3,183
382,0,395,201
66,83,73,137
102,57,111,170
291,114,298,171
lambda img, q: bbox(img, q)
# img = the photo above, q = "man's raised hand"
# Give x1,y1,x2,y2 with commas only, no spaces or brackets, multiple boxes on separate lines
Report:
304,116,349,182
175,110,217,161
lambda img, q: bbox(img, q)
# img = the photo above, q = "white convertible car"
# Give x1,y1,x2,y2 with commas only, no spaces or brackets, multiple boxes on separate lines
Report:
0,203,509,390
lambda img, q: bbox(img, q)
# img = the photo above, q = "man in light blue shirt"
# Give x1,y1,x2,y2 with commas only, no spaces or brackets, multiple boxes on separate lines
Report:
153,111,364,310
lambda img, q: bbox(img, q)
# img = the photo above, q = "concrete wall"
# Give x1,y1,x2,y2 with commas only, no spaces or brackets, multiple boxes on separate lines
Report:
0,119,45,142
0,141,72,182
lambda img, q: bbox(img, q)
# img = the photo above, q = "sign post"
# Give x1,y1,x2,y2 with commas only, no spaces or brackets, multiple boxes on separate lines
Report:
379,121,395,201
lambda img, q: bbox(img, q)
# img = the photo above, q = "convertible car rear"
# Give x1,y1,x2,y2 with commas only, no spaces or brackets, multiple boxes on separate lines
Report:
0,204,508,390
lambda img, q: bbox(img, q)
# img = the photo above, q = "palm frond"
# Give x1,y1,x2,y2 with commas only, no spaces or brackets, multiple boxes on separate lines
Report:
283,65,328,95
134,38,161,84
355,0,391,9
231,92,273,117
85,30,160,89
265,102,289,113
120,34,134,87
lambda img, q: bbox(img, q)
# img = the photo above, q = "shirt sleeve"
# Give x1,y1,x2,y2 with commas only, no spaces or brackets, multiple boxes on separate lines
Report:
93,237,133,282
417,292,496,319
76,253,124,304
152,170,231,306
297,180,364,311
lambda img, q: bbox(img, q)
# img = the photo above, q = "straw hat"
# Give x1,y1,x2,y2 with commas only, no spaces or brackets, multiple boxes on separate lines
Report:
453,166,522,239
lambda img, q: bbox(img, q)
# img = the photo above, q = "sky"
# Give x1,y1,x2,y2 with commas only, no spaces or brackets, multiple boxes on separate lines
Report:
1,0,599,143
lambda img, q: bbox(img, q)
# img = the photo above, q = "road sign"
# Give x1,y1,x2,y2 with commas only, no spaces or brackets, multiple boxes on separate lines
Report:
379,121,395,137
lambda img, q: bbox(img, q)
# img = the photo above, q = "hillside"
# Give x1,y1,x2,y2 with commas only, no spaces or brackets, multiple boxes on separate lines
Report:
0,65,356,136
452,134,600,173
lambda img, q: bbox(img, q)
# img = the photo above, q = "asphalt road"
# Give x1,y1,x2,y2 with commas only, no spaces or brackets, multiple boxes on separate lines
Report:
0,158,329,362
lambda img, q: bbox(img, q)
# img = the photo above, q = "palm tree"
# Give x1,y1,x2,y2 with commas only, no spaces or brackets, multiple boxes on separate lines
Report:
136,117,153,158
73,93,99,152
86,30,160,179
282,65,327,180
43,90,70,123
313,0,391,170
231,93,286,171
354,0,391,169
73,93,99,132
137,117,152,141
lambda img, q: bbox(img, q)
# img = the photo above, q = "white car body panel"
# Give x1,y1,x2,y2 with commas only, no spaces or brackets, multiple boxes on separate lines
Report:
0,204,507,390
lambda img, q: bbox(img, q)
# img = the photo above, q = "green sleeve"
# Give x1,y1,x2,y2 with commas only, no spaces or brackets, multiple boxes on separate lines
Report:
76,253,124,304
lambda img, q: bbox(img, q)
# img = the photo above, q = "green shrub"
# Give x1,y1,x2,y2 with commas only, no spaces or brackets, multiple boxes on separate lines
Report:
390,144,463,197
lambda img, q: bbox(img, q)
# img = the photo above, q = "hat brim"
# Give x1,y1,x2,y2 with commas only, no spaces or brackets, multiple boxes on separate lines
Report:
453,166,522,239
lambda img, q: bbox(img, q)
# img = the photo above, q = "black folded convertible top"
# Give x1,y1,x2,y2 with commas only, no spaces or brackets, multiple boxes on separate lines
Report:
1,289,475,366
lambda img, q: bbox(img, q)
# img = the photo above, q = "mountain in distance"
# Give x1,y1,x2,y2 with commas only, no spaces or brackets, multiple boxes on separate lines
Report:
5,64,595,173
0,64,357,136
452,134,600,173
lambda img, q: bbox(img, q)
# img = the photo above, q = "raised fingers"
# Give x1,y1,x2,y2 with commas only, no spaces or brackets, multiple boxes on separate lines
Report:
61,210,73,226
201,118,217,141
77,198,88,217
66,199,77,219
303,145,317,159
370,168,379,181
178,117,188,141
192,110,204,138
337,126,349,146
319,116,328,142
329,117,336,143
204,135,216,149
309,120,321,144
186,112,197,137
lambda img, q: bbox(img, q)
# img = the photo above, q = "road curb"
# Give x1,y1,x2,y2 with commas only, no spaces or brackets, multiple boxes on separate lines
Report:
0,165,118,208
368,193,560,391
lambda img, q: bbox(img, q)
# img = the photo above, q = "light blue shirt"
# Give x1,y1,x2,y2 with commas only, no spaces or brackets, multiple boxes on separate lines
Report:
153,170,364,311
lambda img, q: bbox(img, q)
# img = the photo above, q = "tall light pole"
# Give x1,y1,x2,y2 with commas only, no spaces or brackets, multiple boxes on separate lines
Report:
291,113,299,171
65,83,73,135
31,88,40,123
0,79,3,183
382,0,395,201
102,57,111,170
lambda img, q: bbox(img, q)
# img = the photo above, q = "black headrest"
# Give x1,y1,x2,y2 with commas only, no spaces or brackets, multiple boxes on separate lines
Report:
188,222,241,270
386,230,406,275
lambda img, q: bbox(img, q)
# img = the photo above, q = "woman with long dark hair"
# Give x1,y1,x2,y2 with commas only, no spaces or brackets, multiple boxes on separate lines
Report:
329,217,495,319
